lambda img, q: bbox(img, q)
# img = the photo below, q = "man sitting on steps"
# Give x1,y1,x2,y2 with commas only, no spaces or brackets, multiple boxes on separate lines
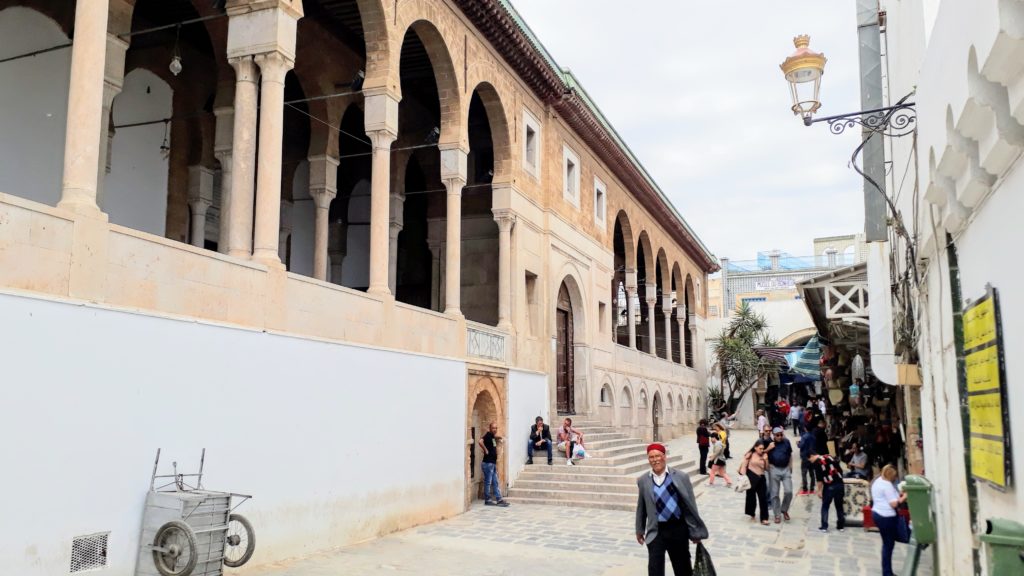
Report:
526,416,553,465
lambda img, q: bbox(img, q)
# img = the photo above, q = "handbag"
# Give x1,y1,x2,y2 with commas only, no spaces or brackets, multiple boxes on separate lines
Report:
733,473,751,492
693,542,717,576
895,515,911,544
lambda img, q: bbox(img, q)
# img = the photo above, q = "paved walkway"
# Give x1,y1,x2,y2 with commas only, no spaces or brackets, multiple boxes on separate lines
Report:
249,429,934,576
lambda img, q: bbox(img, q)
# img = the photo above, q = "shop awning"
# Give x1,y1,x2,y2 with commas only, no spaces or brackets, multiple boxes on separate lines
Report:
785,335,822,378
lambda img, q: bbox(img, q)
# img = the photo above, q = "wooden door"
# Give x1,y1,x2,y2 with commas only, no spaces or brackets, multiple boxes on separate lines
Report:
652,395,661,441
556,310,574,414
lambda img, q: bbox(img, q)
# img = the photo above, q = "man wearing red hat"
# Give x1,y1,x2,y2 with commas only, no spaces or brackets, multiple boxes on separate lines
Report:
636,443,708,576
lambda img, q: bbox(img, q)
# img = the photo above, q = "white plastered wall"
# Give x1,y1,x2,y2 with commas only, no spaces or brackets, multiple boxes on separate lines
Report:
0,291,466,576
0,8,70,206
104,68,172,236
506,369,550,484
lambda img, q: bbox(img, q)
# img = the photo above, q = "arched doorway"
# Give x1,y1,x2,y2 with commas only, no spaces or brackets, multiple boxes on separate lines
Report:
465,372,506,507
556,282,575,414
468,388,498,501
652,392,662,442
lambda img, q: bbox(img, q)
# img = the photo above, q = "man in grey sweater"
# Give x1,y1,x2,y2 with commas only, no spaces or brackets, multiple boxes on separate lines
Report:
636,443,709,576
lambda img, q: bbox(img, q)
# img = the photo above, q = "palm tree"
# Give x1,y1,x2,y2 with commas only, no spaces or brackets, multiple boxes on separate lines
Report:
710,302,779,412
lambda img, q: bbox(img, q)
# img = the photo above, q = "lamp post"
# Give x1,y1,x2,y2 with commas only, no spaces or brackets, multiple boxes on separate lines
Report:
780,33,918,281
780,35,916,134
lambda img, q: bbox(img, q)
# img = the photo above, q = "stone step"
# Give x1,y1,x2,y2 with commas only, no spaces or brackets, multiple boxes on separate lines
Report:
579,437,635,450
505,487,637,505
586,442,651,458
502,496,634,512
512,479,637,494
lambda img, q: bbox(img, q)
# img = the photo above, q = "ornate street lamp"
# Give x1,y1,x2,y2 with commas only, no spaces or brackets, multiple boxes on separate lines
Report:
780,34,916,135
780,35,827,125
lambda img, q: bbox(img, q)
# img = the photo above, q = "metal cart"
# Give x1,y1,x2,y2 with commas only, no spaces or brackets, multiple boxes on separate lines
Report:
134,450,255,576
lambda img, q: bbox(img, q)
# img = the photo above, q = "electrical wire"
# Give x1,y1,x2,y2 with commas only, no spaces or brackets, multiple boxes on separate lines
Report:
0,43,72,65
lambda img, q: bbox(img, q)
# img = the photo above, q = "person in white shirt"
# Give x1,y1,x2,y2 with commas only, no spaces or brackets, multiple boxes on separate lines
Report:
871,464,907,576
756,409,767,433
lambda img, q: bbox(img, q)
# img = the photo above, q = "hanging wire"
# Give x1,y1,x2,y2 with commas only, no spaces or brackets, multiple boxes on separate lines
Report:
0,43,72,65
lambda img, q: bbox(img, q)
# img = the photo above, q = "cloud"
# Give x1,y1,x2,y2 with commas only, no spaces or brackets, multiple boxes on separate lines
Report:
509,0,868,259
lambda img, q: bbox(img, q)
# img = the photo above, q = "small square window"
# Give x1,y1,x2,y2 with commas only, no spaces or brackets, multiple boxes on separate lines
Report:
593,176,607,225
562,145,580,207
522,108,541,178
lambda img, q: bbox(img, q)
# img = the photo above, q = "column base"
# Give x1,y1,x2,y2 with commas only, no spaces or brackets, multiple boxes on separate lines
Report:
57,195,108,221
445,307,463,318
497,320,513,332
367,285,392,297
252,250,285,270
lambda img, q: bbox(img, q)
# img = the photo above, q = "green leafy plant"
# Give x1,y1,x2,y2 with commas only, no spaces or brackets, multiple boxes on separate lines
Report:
710,302,780,412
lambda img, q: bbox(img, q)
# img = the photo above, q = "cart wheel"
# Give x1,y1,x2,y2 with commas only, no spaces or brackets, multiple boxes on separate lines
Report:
223,513,255,567
152,520,198,576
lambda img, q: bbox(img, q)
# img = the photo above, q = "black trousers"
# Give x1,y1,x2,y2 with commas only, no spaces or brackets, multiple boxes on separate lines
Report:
744,471,769,521
697,445,709,474
647,517,692,576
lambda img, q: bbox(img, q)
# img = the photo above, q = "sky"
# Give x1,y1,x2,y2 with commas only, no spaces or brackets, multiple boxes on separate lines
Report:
509,0,868,262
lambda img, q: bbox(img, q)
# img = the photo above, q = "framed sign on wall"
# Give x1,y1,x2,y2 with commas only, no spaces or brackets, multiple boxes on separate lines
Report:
964,285,1013,489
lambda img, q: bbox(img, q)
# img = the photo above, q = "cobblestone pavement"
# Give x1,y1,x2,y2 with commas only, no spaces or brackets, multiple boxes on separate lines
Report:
250,429,934,576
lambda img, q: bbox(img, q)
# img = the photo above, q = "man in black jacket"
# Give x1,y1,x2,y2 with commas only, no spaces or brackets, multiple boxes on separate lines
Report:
527,416,553,465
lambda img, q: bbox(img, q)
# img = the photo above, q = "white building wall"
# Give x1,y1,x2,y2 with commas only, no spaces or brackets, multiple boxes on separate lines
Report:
0,8,70,206
0,291,467,576
506,369,550,484
104,68,172,237
883,0,1024,572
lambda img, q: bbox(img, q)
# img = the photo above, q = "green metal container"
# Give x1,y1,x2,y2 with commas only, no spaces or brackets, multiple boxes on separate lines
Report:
979,518,1024,575
903,475,936,545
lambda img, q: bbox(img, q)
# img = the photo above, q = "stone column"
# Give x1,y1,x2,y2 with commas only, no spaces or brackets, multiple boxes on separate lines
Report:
441,147,468,316
363,89,400,296
250,52,293,266
677,304,687,366
226,56,258,257
493,210,515,331
58,0,111,216
308,154,339,281
625,283,638,349
645,288,657,355
225,0,302,258
388,193,404,294
187,166,215,247
278,200,293,263
213,106,234,253
96,34,129,207
663,300,674,361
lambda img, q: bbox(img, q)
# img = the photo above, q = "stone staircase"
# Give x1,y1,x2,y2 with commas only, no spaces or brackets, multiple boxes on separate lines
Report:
505,420,705,511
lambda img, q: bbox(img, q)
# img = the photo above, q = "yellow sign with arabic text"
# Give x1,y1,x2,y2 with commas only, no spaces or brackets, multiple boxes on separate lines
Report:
972,437,1006,487
964,297,996,351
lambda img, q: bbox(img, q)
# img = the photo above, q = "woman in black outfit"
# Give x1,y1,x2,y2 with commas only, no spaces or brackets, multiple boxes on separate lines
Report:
738,440,771,525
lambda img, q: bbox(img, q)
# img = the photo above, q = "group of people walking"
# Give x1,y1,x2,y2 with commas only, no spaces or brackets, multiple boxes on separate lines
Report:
479,410,909,576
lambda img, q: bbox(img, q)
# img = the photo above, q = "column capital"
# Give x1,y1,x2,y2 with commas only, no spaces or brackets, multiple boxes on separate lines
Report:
367,129,397,150
229,55,259,82
662,302,674,314
309,187,337,210
213,106,235,157
254,50,293,84
189,197,213,212
625,284,637,294
645,295,658,306
187,165,216,204
492,209,516,232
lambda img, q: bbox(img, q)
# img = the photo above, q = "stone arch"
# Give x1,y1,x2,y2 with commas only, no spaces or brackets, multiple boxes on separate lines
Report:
353,0,393,92
670,262,684,363
104,68,174,237
612,210,636,346
598,375,615,425
683,273,696,368
779,327,817,347
395,17,463,149
465,373,506,506
465,81,512,185
553,271,588,415
636,230,655,278
619,382,634,428
687,394,694,425
0,6,72,207
652,390,663,442
636,230,655,353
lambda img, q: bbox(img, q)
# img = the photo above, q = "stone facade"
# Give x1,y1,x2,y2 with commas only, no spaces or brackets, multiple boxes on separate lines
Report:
0,0,716,571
